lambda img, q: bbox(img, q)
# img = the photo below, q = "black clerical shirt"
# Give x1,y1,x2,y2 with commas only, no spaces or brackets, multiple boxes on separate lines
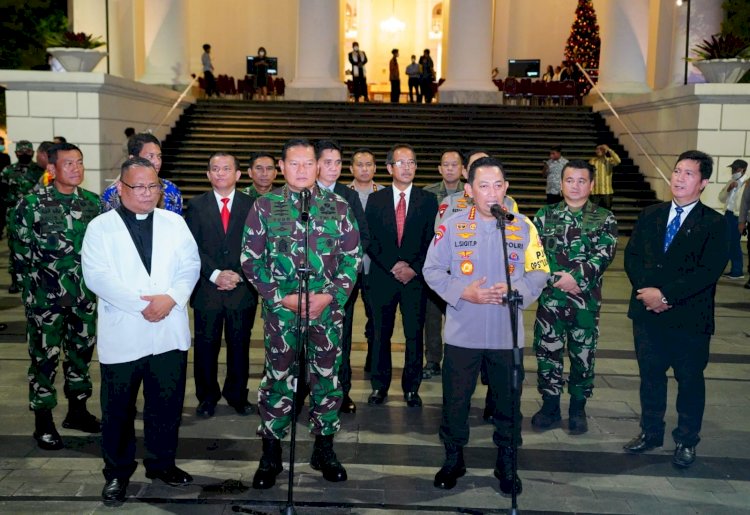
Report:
116,205,154,275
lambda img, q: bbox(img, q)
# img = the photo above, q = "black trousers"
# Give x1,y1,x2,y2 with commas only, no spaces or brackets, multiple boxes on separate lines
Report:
353,76,368,101
362,272,376,372
193,304,256,406
369,276,426,394
339,275,361,395
440,344,523,448
421,78,434,103
424,289,445,365
408,78,420,102
390,79,400,103
632,320,710,447
100,349,187,481
204,71,218,97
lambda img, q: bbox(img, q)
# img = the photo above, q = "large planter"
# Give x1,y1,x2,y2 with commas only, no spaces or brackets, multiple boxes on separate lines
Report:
694,58,750,83
47,47,107,72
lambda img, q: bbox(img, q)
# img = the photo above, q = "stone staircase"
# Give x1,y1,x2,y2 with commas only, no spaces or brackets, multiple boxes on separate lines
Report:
162,100,659,234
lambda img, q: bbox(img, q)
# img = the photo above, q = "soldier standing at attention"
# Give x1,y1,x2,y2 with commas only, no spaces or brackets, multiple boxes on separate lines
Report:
241,138,361,489
2,140,46,293
531,160,618,434
11,142,102,450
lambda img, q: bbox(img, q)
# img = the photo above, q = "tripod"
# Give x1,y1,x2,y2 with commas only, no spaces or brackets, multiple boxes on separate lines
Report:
494,207,523,515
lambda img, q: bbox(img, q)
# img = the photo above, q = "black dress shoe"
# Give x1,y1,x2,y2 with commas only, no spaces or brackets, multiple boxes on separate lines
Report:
672,443,696,468
434,449,466,490
423,361,441,379
33,429,64,450
145,466,193,486
102,477,128,506
229,401,255,416
367,389,387,405
196,400,216,418
340,394,356,414
623,433,663,454
404,391,422,408
62,410,101,433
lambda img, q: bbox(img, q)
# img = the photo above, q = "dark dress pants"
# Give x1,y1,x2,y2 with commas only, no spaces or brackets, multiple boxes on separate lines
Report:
390,80,400,103
633,320,710,447
204,71,218,97
421,78,434,103
369,276,426,394
100,349,187,481
408,78,420,102
424,289,445,365
339,276,361,396
193,304,256,406
440,344,523,448
361,272,376,372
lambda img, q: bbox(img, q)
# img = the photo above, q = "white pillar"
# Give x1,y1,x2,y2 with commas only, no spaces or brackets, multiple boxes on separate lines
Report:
140,0,191,87
596,0,651,94
285,0,347,102
439,0,501,104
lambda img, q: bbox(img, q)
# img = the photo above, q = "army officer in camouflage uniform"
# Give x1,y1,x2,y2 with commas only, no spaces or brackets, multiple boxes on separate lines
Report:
11,143,102,450
531,159,618,434
2,140,46,293
241,138,361,489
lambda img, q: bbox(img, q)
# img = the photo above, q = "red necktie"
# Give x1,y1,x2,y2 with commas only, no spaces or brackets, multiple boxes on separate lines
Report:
220,198,230,232
396,192,406,246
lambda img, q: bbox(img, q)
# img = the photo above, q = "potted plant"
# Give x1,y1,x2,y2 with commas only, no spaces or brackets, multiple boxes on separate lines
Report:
46,31,107,72
690,33,750,83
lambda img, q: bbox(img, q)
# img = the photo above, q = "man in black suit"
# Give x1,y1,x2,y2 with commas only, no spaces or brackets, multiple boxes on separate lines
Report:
365,143,438,407
185,152,258,418
623,150,728,468
315,139,369,414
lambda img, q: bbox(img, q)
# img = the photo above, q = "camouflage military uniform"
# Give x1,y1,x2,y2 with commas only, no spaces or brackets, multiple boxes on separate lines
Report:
11,185,101,411
532,200,617,399
243,184,263,202
2,161,45,285
241,185,361,439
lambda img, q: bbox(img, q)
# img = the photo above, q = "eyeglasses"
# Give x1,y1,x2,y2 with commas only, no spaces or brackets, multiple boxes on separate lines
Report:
391,159,417,168
121,180,163,195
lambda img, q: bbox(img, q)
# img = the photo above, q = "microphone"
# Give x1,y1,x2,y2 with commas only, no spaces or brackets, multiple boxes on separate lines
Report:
299,188,310,222
490,203,515,222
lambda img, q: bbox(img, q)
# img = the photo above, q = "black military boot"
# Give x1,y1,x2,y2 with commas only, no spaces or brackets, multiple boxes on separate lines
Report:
494,445,522,496
252,438,283,489
568,397,588,435
531,395,561,430
62,398,101,433
33,409,64,450
310,434,347,482
433,443,466,490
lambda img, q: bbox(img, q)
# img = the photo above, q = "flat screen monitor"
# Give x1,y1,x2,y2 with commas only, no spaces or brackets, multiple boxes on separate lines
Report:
507,59,540,78
246,56,278,75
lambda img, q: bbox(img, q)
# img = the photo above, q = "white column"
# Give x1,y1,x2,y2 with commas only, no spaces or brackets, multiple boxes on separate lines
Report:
285,0,347,102
439,0,500,104
596,0,651,94
140,0,191,87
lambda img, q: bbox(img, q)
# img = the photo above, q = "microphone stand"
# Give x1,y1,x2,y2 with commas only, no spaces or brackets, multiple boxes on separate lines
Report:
494,207,523,515
282,189,311,515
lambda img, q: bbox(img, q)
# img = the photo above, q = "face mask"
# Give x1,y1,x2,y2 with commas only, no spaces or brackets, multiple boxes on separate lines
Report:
353,46,359,52
259,51,265,57
0,146,4,152
18,154,32,164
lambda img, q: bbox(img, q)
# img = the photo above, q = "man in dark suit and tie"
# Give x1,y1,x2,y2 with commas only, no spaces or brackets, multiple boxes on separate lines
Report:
365,143,438,407
623,150,728,468
185,152,258,418
315,139,369,414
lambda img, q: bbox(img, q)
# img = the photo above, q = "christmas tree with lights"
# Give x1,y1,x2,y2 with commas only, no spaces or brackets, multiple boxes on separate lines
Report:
564,0,600,93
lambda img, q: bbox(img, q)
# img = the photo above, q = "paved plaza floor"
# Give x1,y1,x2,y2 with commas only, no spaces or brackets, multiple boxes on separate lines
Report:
0,238,748,514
